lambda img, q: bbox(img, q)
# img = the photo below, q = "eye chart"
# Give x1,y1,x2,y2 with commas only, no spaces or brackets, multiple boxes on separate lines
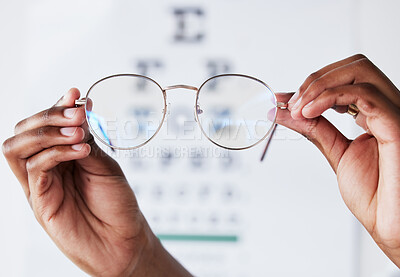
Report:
21,1,360,276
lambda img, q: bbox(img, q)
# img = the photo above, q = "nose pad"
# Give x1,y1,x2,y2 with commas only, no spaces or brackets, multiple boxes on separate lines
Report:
196,104,203,115
194,104,203,122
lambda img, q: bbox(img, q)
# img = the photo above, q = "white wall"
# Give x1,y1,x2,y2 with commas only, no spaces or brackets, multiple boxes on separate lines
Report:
0,1,399,276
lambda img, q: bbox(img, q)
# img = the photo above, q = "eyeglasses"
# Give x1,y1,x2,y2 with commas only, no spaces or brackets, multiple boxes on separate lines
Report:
75,74,289,161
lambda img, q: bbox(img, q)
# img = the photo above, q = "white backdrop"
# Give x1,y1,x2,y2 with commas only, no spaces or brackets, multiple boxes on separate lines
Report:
0,0,399,276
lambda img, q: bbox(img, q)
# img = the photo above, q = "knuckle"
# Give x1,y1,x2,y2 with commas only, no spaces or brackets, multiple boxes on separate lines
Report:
36,126,50,138
300,71,324,95
298,83,308,94
303,117,320,140
352,85,377,115
358,98,376,115
355,56,374,71
308,77,326,93
41,106,57,123
41,108,51,122
2,138,14,158
48,146,60,158
25,158,37,173
352,53,367,61
304,72,320,86
308,71,320,81
14,119,26,134
353,84,379,105
358,83,377,94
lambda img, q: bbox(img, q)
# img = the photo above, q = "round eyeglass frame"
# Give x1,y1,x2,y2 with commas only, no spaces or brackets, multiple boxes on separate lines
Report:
76,73,280,151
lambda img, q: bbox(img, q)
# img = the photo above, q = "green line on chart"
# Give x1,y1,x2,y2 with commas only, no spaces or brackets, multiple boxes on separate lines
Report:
157,234,238,242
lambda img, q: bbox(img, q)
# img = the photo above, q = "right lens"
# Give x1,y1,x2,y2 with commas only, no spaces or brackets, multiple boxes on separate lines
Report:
85,74,166,149
196,74,276,150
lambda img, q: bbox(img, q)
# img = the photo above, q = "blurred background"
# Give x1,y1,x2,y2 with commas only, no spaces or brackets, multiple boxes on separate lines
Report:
0,0,399,276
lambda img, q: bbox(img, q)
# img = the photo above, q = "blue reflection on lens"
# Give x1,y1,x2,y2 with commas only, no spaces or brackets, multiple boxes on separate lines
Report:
87,111,114,148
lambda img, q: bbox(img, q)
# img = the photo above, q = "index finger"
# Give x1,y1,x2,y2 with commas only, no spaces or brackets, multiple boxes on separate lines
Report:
14,88,84,135
54,88,81,107
289,54,367,104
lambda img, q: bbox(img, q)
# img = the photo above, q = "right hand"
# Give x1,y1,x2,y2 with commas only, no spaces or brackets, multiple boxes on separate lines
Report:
275,54,400,267
2,88,191,277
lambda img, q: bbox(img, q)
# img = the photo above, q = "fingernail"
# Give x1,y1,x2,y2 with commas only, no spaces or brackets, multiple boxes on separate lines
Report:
303,100,314,110
64,108,77,119
60,127,77,137
288,90,300,104
267,108,276,121
291,96,302,110
72,143,85,151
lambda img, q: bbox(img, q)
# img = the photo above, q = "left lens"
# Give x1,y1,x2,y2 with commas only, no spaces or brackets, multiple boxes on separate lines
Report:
85,74,166,150
196,74,277,149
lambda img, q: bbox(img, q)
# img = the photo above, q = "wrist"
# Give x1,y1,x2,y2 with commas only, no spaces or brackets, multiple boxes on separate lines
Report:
129,220,192,277
377,242,400,269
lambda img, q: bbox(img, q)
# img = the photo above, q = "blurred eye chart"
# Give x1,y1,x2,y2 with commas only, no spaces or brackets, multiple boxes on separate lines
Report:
17,0,367,276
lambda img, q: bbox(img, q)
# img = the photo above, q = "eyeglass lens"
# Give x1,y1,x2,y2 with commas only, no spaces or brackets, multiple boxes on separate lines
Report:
196,75,276,149
86,75,166,149
85,74,277,150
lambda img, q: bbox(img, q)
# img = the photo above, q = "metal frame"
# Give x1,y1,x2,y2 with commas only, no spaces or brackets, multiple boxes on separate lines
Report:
75,73,290,159
195,74,279,151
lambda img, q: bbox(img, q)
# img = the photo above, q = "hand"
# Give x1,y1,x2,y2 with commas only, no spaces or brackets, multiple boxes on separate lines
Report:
275,54,400,267
2,89,192,277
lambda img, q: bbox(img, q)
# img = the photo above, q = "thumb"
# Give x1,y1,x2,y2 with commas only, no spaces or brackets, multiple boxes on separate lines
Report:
61,91,125,177
76,132,125,177
275,93,351,172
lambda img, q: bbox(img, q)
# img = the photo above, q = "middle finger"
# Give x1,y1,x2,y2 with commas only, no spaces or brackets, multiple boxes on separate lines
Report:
14,106,85,135
6,126,85,160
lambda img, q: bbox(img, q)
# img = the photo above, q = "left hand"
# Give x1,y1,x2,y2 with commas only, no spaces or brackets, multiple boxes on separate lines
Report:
2,89,192,277
275,54,400,267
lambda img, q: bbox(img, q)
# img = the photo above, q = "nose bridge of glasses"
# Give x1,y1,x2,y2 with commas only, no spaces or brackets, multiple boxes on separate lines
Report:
162,85,201,123
163,84,199,92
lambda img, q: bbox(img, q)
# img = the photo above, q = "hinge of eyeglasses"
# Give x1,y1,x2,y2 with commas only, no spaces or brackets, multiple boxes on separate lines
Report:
75,98,86,106
277,102,288,109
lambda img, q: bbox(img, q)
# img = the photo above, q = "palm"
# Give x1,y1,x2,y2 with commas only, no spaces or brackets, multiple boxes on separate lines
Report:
337,135,379,232
40,148,145,276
